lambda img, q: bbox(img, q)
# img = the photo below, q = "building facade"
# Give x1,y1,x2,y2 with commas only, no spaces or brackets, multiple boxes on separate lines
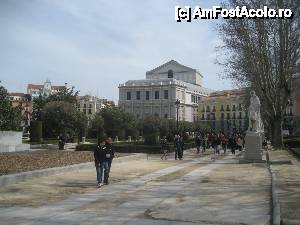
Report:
9,92,32,127
77,95,114,119
198,89,248,133
27,79,66,98
118,60,212,122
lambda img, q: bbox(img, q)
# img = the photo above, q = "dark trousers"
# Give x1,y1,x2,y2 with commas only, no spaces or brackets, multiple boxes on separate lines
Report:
175,146,181,159
104,159,113,183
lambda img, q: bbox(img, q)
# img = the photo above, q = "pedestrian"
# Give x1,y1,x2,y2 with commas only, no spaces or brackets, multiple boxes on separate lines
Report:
58,133,65,150
179,136,184,160
216,133,221,155
174,134,181,160
195,133,202,154
221,133,227,153
236,134,243,151
94,140,105,188
202,133,208,153
102,137,115,185
229,134,236,155
160,136,168,160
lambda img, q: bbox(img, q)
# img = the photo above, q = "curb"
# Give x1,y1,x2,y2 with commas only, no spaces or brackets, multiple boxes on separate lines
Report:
282,219,300,225
271,170,281,225
0,153,146,187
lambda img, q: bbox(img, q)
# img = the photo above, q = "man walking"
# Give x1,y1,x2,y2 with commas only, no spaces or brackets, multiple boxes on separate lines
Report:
102,137,115,185
94,141,104,188
174,134,181,160
195,133,202,154
160,136,168,160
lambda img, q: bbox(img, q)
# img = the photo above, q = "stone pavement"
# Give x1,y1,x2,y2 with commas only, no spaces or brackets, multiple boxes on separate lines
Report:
0,150,271,225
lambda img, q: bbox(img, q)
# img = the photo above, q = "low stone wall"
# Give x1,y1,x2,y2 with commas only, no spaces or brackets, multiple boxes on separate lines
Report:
0,131,29,153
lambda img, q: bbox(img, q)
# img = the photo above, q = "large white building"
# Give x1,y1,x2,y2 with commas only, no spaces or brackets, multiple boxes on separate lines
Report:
118,60,212,122
27,79,66,98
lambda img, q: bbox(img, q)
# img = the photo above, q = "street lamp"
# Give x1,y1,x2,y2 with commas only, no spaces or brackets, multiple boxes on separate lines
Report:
175,99,180,132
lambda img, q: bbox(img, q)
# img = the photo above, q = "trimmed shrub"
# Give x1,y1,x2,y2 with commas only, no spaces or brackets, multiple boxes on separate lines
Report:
144,133,159,145
76,141,195,154
30,121,43,142
284,136,300,148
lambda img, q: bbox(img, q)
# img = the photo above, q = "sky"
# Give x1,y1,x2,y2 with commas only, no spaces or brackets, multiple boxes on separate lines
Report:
0,0,234,102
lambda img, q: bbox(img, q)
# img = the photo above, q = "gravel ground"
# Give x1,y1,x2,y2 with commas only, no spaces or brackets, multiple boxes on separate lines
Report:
0,150,95,175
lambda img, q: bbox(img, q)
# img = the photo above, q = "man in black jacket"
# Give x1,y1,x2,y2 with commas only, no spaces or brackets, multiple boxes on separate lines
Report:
94,141,105,188
102,137,115,185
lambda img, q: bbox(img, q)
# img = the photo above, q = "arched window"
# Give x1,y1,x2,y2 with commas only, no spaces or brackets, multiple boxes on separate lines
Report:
168,69,173,78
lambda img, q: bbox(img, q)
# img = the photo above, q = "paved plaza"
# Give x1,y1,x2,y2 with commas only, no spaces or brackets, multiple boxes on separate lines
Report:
0,149,277,225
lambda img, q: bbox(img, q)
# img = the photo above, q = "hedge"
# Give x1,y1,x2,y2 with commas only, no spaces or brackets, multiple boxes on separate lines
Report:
76,142,196,154
30,121,43,142
284,136,300,148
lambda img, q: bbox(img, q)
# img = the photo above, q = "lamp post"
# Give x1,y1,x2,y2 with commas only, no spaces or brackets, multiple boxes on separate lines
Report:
175,99,180,132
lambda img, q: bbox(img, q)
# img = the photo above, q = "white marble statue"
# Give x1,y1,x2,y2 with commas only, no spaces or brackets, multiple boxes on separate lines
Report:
248,91,263,132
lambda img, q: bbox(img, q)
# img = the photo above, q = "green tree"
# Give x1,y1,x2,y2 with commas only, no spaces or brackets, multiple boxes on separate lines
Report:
218,0,300,147
32,86,79,120
42,101,87,139
141,116,160,145
88,113,105,143
0,86,23,131
100,107,137,140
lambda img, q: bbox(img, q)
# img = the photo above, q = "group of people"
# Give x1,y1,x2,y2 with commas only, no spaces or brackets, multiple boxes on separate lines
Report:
160,134,185,160
94,137,115,188
195,132,245,155
93,133,245,188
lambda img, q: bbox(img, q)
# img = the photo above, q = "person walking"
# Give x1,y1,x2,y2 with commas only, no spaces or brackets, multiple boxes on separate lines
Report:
179,136,184,160
195,133,202,154
216,133,221,155
102,137,115,185
202,133,208,153
236,134,243,152
174,134,181,160
160,136,168,160
229,134,236,155
94,141,105,188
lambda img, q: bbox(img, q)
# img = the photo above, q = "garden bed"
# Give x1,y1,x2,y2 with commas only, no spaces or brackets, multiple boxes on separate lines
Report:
0,150,94,175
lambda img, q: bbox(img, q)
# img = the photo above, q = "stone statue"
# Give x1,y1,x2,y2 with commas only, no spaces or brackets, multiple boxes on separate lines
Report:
248,91,263,132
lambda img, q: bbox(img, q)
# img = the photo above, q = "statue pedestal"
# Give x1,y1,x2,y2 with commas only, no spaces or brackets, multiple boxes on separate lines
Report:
242,131,264,162
0,131,30,153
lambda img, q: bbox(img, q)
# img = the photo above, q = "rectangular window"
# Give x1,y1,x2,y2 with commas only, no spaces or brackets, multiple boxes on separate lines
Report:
221,105,224,111
164,114,168,118
88,109,92,114
136,91,140,100
232,105,236,111
238,103,242,110
127,92,131,100
155,91,159,99
226,105,230,111
227,113,230,119
239,112,242,119
164,90,168,99
221,113,224,119
146,91,150,100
